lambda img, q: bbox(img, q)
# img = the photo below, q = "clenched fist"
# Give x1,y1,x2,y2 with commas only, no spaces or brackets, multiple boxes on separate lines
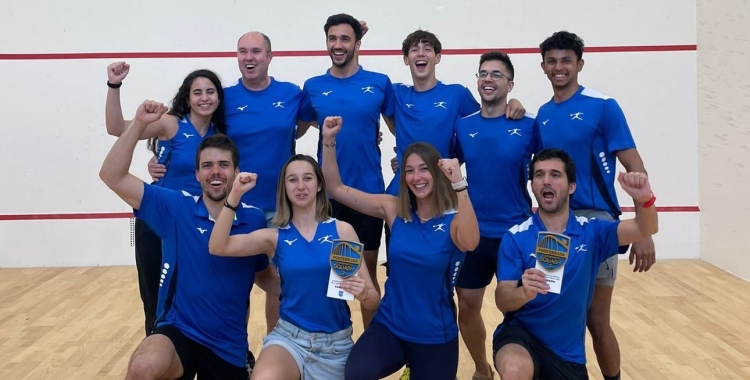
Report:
135,100,168,124
107,61,130,85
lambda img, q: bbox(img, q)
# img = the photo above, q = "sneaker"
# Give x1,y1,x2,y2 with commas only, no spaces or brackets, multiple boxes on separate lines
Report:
399,366,410,380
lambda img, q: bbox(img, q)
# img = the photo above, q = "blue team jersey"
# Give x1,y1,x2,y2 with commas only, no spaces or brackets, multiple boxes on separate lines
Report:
302,66,395,194
495,210,620,364
373,210,464,344
223,78,316,213
154,116,217,197
455,112,537,238
133,184,269,367
386,82,480,195
534,86,636,216
272,218,352,333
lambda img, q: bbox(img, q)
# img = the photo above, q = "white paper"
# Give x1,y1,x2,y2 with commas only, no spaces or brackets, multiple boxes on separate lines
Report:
535,260,564,294
327,268,354,301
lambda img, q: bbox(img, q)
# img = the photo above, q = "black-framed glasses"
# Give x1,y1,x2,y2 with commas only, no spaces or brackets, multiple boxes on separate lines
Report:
476,70,511,81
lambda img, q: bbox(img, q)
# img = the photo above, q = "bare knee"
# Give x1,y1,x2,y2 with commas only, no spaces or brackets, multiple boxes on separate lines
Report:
457,288,484,323
494,344,534,380
126,354,158,380
587,285,614,337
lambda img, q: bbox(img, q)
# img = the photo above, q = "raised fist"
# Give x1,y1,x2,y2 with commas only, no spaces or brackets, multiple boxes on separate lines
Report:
107,61,130,84
322,116,343,140
618,172,652,204
438,158,462,184
135,100,168,125
232,172,258,195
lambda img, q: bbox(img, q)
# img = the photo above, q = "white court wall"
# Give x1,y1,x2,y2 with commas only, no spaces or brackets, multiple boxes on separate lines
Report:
697,0,750,281
0,0,698,267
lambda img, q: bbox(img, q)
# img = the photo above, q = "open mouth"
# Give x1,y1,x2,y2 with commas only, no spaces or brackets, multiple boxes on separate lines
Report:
208,178,225,188
244,64,257,71
415,60,428,68
541,189,555,200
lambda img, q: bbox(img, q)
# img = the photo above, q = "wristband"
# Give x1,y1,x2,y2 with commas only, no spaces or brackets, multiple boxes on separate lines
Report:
322,140,336,148
641,193,656,208
223,201,239,212
451,177,468,191
107,81,122,89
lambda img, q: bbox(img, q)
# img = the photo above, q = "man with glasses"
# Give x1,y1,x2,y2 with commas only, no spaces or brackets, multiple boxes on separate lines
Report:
453,51,538,380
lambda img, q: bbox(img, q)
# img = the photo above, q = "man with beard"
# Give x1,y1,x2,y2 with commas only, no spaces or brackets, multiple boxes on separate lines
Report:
100,100,269,380
301,13,395,328
492,148,658,380
533,30,656,380
452,51,537,380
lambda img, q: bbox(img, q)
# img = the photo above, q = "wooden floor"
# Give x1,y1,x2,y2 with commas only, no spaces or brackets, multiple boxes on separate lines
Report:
1,260,749,379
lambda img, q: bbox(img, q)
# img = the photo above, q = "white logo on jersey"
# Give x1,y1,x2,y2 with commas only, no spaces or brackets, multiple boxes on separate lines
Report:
529,252,537,259
237,105,248,111
284,238,297,245
406,103,414,108
318,235,333,244
450,261,461,284
322,90,333,96
576,244,587,252
158,146,166,159
361,86,374,93
542,119,549,125
159,262,171,287
434,101,447,109
599,151,611,174
469,132,479,138
508,128,521,136
273,101,284,108
570,112,584,121
196,227,207,234
183,133,194,138
433,223,446,232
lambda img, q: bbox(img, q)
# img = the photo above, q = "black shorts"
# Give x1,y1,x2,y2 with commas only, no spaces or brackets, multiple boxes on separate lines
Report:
153,325,248,380
330,199,383,251
455,236,501,289
492,324,588,380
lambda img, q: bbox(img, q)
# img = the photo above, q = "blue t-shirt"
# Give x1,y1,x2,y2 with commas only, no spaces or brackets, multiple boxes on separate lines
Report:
133,184,269,368
494,210,621,364
455,112,537,238
272,218,352,333
154,116,217,197
534,86,636,216
302,66,395,194
373,210,464,344
386,82,480,195
223,78,316,212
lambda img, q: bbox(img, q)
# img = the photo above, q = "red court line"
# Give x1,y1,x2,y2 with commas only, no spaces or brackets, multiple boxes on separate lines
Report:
0,45,697,60
0,206,700,221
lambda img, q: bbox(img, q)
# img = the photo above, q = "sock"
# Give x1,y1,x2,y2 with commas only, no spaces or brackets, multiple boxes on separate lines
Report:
603,372,620,380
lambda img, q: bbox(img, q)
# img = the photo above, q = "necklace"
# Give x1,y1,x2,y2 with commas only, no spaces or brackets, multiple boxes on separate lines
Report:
417,211,432,223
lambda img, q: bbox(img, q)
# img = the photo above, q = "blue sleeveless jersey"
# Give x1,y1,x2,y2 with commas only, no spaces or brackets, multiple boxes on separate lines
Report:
154,116,217,197
372,210,464,344
273,218,353,333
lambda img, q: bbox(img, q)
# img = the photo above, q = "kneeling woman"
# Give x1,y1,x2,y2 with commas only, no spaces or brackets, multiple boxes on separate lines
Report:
319,116,480,380
209,154,380,380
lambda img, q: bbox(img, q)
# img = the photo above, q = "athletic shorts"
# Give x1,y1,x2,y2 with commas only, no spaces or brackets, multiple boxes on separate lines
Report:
455,236,501,289
330,199,383,251
153,324,248,380
492,324,588,380
572,209,626,287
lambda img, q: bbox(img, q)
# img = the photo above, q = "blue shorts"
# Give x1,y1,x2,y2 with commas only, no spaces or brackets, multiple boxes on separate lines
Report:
572,209,625,287
261,319,353,380
455,236,501,289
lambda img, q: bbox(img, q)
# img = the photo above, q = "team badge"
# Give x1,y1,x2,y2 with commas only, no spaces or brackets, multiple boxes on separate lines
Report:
329,240,363,279
534,232,570,271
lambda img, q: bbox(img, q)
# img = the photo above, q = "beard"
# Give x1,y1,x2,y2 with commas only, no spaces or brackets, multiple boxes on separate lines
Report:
330,49,355,68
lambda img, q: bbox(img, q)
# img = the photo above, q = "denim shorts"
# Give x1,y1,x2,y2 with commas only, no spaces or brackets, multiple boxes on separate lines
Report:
261,319,354,380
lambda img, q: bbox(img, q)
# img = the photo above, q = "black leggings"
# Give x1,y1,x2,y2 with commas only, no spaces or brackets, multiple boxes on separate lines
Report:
344,323,458,380
134,218,162,336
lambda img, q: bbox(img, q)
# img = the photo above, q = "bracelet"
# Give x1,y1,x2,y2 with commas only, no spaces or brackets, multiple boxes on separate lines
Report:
322,140,336,148
107,81,122,89
223,201,239,212
641,193,656,208
455,187,468,192
451,177,468,191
